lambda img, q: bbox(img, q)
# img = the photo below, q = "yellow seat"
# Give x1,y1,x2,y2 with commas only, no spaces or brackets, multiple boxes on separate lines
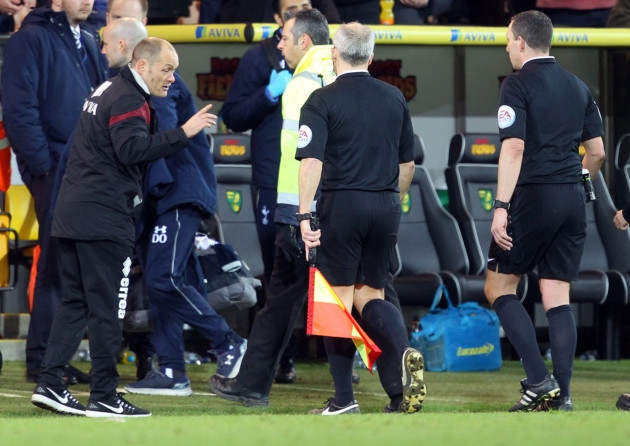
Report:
5,184,39,245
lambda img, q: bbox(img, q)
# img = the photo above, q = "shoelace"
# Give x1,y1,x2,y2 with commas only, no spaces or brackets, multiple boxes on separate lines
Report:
113,393,135,411
62,389,82,406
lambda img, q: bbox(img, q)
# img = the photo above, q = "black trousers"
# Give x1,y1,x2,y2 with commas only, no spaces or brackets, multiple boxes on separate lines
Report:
237,223,308,394
25,170,63,376
39,238,132,401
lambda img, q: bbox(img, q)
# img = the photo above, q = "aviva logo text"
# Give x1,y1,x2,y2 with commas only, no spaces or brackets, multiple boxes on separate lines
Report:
450,29,497,43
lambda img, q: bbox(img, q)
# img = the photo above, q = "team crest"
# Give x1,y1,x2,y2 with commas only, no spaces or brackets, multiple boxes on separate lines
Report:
226,190,242,213
478,189,494,211
401,192,411,214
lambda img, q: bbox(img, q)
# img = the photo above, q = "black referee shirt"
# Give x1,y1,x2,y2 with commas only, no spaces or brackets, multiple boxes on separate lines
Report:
295,71,415,192
498,57,604,185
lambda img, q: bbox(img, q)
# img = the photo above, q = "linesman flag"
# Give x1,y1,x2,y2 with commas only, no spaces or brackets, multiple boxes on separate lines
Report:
306,249,381,372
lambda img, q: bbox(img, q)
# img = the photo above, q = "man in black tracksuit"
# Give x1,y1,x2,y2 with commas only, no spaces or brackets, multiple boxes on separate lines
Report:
31,37,217,418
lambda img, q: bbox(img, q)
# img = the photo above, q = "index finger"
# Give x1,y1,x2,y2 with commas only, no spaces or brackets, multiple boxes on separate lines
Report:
198,103,213,114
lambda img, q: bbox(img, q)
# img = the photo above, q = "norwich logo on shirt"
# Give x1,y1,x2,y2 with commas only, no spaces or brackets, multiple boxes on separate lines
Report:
478,189,493,211
401,192,411,214
226,190,242,213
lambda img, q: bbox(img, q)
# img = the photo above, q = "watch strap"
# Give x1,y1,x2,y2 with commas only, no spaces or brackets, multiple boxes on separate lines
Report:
296,212,312,222
493,199,510,210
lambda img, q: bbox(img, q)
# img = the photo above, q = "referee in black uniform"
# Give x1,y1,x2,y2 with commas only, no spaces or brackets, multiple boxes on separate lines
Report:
485,10,605,412
296,22,426,415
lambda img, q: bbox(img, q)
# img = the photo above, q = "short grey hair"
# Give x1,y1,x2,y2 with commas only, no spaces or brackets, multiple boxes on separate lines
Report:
109,17,148,51
290,8,330,46
332,22,375,66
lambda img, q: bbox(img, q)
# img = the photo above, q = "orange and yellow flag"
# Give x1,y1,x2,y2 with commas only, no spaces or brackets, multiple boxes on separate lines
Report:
306,266,381,372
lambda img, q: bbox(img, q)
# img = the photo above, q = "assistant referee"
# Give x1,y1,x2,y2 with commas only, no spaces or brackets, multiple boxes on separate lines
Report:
484,10,605,412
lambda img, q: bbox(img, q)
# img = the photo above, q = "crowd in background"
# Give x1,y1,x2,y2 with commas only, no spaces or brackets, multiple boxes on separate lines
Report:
2,0,630,34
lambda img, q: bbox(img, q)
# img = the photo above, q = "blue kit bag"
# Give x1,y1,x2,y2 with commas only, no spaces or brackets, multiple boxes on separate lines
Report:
410,285,502,372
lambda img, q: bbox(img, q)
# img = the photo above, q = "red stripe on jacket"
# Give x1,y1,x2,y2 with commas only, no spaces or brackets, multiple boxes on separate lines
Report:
109,102,150,127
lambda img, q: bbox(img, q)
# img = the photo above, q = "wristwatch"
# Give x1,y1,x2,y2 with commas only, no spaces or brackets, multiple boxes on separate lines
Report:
296,212,312,222
492,199,510,210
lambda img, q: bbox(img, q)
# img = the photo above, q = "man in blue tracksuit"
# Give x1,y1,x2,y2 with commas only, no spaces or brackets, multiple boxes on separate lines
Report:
98,17,246,396
1,3,108,383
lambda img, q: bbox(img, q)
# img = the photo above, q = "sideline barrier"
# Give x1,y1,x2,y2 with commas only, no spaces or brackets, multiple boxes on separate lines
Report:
146,23,630,46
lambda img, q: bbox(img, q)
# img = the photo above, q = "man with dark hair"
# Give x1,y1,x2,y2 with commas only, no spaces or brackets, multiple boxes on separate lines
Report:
220,0,311,384
30,37,217,417
485,10,604,412
210,8,336,407
1,0,108,384
297,21,425,415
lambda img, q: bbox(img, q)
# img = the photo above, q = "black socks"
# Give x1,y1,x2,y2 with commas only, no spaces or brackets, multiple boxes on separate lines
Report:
493,294,548,384
547,304,576,398
361,299,410,400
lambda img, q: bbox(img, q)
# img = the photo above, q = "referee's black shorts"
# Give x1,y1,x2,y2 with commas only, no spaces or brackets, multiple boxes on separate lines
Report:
487,182,586,281
316,189,401,288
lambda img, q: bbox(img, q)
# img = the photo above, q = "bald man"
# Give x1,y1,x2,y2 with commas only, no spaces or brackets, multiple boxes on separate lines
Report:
31,37,217,418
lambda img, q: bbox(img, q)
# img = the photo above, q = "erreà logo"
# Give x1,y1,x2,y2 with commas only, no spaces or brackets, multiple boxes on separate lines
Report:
118,257,132,319
401,192,411,214
478,189,493,211
226,190,242,213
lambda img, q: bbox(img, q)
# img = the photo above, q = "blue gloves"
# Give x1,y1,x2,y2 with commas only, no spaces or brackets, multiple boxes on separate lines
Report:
266,69,292,99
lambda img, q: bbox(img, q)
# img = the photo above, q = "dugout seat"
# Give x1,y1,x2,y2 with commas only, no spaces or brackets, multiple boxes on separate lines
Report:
394,134,493,308
210,133,264,280
613,132,630,207
0,185,39,292
208,133,265,335
445,132,630,359
444,133,531,302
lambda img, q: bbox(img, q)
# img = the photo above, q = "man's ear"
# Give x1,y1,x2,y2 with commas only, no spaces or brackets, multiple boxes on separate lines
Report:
273,13,283,27
301,34,311,50
135,59,147,74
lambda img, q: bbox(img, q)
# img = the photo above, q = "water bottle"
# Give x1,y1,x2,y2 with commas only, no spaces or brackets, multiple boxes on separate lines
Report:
581,168,596,202
119,349,136,365
379,0,395,25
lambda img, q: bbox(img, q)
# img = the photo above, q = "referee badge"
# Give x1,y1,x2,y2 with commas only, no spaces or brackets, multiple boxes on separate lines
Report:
401,192,411,214
478,189,494,212
226,190,242,213
297,125,312,148
497,105,515,129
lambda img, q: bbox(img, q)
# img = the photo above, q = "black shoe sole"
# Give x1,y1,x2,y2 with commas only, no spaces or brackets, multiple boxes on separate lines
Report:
509,387,560,412
616,395,630,411
31,395,86,416
210,382,269,407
